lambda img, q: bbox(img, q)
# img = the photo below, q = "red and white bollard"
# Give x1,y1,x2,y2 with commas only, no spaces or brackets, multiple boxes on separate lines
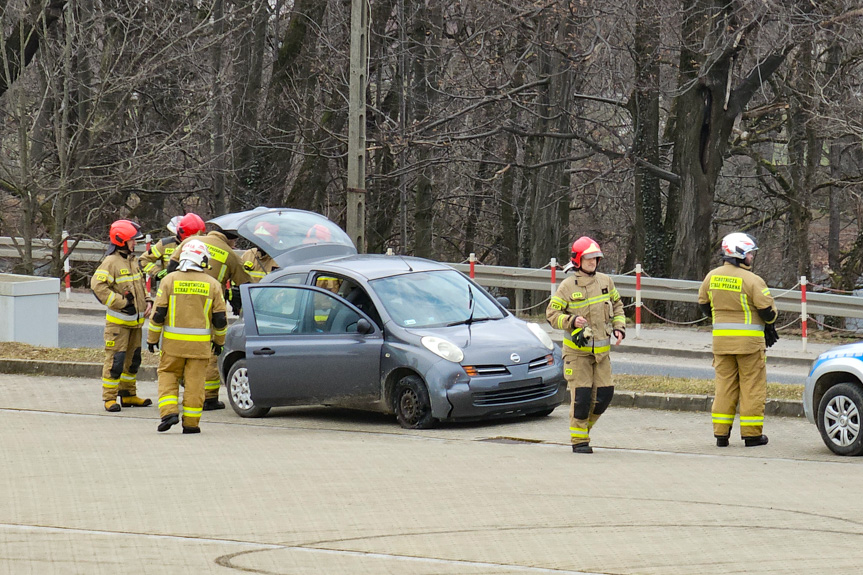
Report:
550,258,557,298
801,275,808,352
145,234,152,293
469,252,476,279
635,263,642,339
62,230,71,301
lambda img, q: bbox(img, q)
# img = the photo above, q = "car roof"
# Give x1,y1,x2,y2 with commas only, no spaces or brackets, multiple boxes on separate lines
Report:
269,254,454,282
208,207,357,266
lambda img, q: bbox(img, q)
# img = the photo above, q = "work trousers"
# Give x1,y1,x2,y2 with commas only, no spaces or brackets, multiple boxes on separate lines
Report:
564,353,614,446
101,324,142,402
712,351,766,438
204,355,221,400
157,354,207,429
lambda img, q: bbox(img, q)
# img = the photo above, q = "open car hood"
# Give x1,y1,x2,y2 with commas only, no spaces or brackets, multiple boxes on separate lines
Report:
209,207,356,266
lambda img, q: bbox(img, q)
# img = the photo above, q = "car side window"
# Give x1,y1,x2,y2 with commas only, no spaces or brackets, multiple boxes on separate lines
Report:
250,286,306,335
307,292,362,334
271,273,308,285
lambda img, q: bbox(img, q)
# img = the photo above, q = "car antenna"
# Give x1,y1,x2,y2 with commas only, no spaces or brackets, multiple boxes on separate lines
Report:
399,256,414,272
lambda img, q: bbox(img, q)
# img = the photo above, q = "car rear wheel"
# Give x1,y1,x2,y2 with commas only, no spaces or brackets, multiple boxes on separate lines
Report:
227,359,270,418
818,382,863,456
394,375,435,429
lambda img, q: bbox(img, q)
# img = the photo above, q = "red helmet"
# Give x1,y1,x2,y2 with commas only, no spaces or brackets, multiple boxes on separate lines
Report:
304,224,332,243
570,236,603,268
109,220,144,246
176,213,206,241
253,221,279,239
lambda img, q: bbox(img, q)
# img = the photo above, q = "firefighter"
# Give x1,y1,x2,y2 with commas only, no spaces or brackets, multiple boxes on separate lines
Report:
546,237,625,454
168,223,251,410
147,239,227,433
139,213,206,284
90,220,153,412
242,221,280,283
698,233,777,448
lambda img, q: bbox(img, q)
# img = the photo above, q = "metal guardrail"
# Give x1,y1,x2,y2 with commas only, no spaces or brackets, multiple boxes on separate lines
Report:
3,236,862,319
449,263,863,320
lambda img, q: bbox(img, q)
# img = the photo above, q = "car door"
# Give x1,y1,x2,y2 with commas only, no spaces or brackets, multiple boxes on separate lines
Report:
243,284,382,406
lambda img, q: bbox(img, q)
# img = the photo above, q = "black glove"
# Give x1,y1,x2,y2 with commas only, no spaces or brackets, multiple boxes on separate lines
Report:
228,286,242,315
147,341,159,353
155,269,168,280
120,292,136,315
212,342,223,356
613,328,626,341
764,323,779,348
572,327,590,348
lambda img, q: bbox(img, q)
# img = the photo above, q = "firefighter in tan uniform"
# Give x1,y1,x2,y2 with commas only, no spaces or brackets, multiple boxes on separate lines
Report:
90,220,153,412
241,221,280,283
698,233,777,448
546,237,625,454
147,240,228,433
139,213,205,285
169,224,251,409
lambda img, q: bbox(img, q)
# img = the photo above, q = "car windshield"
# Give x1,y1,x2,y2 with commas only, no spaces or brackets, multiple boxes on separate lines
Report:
370,270,505,328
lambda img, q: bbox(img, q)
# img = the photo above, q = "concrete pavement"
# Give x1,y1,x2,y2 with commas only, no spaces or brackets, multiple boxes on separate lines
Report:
0,372,861,574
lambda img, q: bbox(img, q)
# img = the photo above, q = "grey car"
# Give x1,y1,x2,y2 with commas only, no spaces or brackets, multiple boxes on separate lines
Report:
805,342,863,455
214,208,565,428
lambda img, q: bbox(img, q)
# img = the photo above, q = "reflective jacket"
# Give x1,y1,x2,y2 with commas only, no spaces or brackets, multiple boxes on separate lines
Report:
698,262,776,355
147,270,227,359
91,250,150,327
139,236,178,278
241,248,278,283
171,231,251,292
546,271,625,356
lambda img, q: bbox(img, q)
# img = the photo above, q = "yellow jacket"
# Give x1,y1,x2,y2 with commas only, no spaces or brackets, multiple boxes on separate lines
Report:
242,248,278,283
147,270,227,359
139,236,179,277
90,250,150,327
698,262,776,355
171,231,251,291
546,271,625,356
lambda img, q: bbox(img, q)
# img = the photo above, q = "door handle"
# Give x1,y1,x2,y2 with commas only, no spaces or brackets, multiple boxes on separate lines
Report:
253,348,275,356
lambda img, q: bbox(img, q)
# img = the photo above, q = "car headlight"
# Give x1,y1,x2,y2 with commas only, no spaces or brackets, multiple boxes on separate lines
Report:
421,336,464,363
527,322,554,350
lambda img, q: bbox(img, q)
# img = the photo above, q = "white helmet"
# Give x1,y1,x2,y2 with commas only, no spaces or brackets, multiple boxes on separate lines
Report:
166,215,183,235
721,232,758,260
178,239,209,272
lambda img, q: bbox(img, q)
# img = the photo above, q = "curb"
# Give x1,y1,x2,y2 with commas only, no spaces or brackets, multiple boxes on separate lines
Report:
1,359,804,418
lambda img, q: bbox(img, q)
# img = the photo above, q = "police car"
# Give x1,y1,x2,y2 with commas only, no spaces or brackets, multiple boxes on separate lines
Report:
805,342,863,455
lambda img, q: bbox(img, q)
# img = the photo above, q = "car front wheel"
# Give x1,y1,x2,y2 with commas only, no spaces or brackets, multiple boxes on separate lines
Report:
227,359,270,418
818,382,863,456
394,375,435,429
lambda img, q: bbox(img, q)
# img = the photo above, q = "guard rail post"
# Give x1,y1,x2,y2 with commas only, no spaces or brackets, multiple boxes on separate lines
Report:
62,230,71,301
635,263,642,339
469,252,476,279
801,276,808,352
145,234,152,293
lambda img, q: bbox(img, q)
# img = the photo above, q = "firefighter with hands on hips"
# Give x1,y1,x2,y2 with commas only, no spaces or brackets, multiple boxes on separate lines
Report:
90,220,153,412
147,239,228,434
168,222,251,410
546,236,625,454
241,221,280,283
139,213,206,285
698,232,777,448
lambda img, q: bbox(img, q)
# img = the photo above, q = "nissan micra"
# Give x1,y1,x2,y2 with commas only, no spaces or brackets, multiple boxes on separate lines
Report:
214,208,566,428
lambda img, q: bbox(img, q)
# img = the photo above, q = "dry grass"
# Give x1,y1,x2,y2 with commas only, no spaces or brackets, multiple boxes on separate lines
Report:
0,342,803,400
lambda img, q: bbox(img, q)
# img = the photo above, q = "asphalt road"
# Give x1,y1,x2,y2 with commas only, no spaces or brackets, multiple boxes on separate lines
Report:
59,317,809,384
0,372,859,574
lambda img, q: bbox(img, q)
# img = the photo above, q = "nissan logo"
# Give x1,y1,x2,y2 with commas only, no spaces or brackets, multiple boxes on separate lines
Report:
510,353,521,363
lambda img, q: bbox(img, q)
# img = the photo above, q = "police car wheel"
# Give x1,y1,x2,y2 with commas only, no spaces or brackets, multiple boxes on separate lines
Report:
394,375,435,430
227,359,270,418
817,382,863,456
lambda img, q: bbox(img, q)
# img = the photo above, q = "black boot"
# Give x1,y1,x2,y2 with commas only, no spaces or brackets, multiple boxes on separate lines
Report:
157,413,179,432
203,398,225,411
715,435,729,447
744,435,769,447
572,443,593,454
182,426,201,434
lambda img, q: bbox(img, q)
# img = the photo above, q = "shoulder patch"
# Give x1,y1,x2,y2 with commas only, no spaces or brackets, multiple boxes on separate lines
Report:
570,291,584,299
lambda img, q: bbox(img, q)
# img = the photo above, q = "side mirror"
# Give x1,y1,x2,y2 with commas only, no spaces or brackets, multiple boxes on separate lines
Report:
496,296,511,309
356,318,373,335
